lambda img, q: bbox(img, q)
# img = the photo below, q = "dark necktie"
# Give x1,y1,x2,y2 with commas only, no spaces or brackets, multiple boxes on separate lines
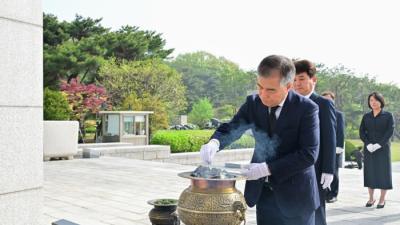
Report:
269,106,280,133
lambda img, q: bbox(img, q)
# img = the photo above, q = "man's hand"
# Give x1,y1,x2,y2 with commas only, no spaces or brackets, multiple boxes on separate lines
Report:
200,142,219,165
321,173,334,189
336,147,343,154
372,143,381,152
240,162,270,180
366,144,374,153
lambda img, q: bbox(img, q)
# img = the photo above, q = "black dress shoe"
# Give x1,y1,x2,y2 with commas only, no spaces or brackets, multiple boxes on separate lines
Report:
366,200,375,207
377,201,386,209
326,197,337,203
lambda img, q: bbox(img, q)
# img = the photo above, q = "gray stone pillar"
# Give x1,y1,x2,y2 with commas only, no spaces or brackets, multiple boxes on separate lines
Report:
0,1,43,224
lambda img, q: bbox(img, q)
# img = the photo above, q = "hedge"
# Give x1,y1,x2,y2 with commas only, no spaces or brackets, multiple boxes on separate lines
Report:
85,128,96,133
344,139,357,161
150,130,255,153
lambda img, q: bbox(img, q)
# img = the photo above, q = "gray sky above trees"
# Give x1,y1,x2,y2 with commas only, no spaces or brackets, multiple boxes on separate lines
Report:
43,0,400,86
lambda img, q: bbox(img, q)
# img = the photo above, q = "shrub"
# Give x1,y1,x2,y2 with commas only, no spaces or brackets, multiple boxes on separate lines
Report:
224,135,255,150
85,128,96,133
84,120,97,129
345,139,357,161
151,130,255,153
346,128,359,139
43,88,72,120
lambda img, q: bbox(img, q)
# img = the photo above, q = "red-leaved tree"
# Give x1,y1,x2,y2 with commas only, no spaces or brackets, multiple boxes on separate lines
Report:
59,78,112,138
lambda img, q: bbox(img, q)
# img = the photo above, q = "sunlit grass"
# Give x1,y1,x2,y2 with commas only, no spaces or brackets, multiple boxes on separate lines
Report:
347,139,400,162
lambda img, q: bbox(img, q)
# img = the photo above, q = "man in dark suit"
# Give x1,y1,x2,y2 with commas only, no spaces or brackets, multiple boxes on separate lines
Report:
200,55,321,224
322,92,345,203
293,60,336,225
355,146,364,169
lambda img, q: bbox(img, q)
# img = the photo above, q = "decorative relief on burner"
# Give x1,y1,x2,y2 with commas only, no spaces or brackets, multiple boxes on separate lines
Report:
177,187,246,225
178,189,245,211
177,210,243,225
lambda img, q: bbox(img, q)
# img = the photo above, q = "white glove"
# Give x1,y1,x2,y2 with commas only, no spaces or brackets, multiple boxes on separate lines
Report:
373,143,381,152
200,142,219,165
366,144,374,153
321,173,334,189
240,162,270,180
336,147,343,154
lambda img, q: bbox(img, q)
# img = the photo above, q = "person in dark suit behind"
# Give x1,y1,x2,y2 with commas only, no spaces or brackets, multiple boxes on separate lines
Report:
321,92,345,203
293,60,336,225
200,55,320,224
355,146,364,169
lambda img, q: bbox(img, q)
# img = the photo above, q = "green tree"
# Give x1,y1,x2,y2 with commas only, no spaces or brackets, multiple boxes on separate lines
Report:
43,87,72,120
98,58,187,120
43,13,174,89
168,51,224,111
168,51,257,113
215,104,235,119
121,94,169,141
219,62,255,112
43,14,109,89
102,26,174,61
188,97,214,127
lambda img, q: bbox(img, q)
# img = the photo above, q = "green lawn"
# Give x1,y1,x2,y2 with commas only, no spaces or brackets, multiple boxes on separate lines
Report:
347,139,400,162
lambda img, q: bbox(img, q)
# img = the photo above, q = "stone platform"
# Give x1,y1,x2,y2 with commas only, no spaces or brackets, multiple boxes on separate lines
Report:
43,157,400,225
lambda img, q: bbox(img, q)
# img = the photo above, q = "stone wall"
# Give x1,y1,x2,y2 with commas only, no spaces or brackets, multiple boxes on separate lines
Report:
80,144,254,167
0,1,43,224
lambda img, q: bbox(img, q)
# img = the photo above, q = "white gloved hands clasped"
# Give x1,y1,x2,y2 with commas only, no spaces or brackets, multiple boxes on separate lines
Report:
200,142,219,165
366,144,374,153
321,173,334,189
367,143,381,153
241,162,270,180
336,147,343,154
373,143,381,151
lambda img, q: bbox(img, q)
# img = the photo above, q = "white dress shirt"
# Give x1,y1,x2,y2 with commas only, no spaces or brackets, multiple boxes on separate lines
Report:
269,93,288,120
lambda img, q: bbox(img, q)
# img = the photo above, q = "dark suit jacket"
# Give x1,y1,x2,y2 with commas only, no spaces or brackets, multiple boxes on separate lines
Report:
309,92,337,181
211,89,320,217
336,111,345,149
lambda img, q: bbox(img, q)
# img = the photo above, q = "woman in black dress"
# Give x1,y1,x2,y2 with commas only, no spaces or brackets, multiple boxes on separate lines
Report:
359,92,394,209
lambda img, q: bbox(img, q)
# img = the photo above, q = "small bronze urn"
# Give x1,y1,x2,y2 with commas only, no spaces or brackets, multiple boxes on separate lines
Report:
177,171,247,225
148,199,180,225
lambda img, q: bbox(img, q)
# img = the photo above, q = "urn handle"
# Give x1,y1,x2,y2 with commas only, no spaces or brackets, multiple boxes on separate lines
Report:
172,211,180,225
233,201,246,222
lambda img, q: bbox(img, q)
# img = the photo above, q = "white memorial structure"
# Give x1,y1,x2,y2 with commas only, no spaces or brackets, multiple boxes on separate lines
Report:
0,1,43,223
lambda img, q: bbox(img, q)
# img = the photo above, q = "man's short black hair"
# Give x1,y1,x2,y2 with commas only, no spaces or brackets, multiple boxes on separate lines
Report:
294,60,317,78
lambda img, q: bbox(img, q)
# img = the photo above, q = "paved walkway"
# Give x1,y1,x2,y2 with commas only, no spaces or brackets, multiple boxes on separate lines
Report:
43,157,400,225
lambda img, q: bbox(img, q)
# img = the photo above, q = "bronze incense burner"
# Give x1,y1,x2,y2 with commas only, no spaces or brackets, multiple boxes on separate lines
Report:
177,171,247,225
148,199,179,225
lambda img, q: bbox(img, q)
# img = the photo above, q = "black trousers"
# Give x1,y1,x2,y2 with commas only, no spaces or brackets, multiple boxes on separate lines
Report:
256,184,315,225
315,184,327,225
356,159,363,169
327,154,340,198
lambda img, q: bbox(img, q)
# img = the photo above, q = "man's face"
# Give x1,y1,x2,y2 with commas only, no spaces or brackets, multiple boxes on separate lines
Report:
293,72,317,96
257,70,292,107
